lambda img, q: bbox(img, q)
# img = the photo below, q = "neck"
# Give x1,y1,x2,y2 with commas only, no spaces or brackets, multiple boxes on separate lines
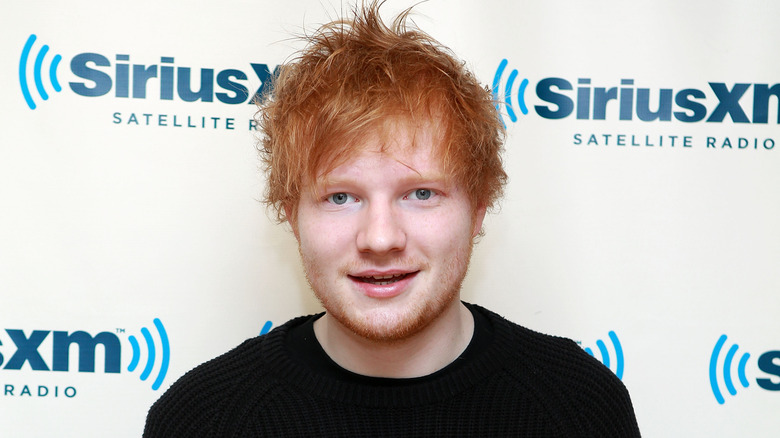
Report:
313,301,474,378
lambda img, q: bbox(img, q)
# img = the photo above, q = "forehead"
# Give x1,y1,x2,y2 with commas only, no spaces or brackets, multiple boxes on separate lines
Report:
315,119,449,182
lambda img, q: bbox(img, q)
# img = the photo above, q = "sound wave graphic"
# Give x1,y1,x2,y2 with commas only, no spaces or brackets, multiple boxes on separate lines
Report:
127,318,170,391
709,334,751,404
259,320,273,336
492,58,529,127
19,34,62,110
583,331,624,379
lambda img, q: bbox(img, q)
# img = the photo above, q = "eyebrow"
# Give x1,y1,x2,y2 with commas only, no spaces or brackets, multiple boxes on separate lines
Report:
318,171,451,191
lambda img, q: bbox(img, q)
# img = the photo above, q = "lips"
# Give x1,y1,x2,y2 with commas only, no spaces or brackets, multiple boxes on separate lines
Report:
353,273,410,285
348,271,419,298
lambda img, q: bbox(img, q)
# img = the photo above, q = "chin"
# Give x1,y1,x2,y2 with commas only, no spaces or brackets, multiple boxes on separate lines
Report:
320,287,460,343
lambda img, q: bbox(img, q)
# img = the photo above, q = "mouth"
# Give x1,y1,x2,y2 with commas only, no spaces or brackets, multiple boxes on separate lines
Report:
349,272,417,286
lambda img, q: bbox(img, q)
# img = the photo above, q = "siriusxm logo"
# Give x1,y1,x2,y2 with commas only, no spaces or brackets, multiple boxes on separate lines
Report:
709,334,780,404
492,59,529,126
581,331,625,380
18,33,277,110
19,34,62,110
492,59,780,125
126,318,170,391
0,318,170,394
259,320,273,336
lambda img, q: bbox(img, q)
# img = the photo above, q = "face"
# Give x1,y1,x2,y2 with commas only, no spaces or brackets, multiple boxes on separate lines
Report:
292,124,485,342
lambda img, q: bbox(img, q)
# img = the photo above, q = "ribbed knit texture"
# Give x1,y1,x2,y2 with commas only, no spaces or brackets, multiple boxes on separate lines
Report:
144,305,640,437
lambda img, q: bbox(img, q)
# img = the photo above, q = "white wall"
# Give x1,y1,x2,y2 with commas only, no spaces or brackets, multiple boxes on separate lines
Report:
1,1,778,436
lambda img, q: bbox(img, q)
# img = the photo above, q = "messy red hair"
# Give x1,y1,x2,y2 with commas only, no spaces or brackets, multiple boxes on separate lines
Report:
257,1,506,223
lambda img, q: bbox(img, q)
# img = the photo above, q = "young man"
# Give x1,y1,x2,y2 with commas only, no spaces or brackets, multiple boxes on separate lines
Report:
144,3,640,437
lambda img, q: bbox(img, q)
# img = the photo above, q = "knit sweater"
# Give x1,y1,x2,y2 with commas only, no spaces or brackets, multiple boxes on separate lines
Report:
144,304,640,437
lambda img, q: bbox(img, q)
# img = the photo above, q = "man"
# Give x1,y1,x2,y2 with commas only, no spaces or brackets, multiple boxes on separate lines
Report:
144,2,640,436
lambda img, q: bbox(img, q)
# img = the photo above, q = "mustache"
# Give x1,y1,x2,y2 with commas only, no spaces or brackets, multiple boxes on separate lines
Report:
339,256,430,275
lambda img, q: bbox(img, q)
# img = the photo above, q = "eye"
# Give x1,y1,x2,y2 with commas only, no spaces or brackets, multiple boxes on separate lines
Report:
326,192,356,205
407,189,434,200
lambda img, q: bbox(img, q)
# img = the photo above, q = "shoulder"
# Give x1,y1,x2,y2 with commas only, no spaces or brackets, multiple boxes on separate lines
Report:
142,337,265,437
142,316,307,437
471,304,641,437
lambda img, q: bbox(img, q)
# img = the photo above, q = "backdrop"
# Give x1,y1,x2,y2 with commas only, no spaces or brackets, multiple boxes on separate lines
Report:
1,1,778,436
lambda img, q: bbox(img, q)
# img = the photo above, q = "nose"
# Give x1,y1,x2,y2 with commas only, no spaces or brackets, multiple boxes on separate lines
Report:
356,200,407,255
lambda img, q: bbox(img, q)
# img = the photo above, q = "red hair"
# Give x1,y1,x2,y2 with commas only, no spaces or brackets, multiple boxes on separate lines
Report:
257,1,506,223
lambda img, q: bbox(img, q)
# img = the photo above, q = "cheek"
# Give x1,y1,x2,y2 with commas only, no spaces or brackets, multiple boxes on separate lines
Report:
408,210,474,251
297,210,350,259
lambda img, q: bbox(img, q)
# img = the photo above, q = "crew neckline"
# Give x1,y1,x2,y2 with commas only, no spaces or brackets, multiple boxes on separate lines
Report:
254,302,514,408
285,302,494,387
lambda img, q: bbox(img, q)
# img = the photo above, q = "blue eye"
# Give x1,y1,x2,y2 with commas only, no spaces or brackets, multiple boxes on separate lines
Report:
409,189,433,200
327,193,354,205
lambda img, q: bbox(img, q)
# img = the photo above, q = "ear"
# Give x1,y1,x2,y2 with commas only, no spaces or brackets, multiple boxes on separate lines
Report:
284,204,300,240
471,205,487,238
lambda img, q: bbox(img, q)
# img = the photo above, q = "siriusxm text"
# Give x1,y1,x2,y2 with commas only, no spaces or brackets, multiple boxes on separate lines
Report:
69,54,278,104
757,351,780,391
535,79,780,123
0,329,120,373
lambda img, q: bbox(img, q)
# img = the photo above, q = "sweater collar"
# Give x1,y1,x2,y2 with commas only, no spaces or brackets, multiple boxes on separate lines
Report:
258,303,518,407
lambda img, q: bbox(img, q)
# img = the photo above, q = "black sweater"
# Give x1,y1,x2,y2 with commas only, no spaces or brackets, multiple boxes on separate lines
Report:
144,304,640,437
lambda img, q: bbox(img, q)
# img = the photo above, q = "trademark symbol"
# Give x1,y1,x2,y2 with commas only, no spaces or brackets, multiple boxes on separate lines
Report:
116,328,125,334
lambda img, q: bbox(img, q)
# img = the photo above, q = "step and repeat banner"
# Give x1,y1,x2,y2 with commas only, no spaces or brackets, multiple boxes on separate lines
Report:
1,1,778,436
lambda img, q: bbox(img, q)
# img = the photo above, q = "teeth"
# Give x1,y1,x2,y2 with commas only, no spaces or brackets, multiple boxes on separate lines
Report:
360,273,406,285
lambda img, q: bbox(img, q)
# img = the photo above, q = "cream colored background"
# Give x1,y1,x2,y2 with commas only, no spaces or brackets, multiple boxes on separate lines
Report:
1,1,778,436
